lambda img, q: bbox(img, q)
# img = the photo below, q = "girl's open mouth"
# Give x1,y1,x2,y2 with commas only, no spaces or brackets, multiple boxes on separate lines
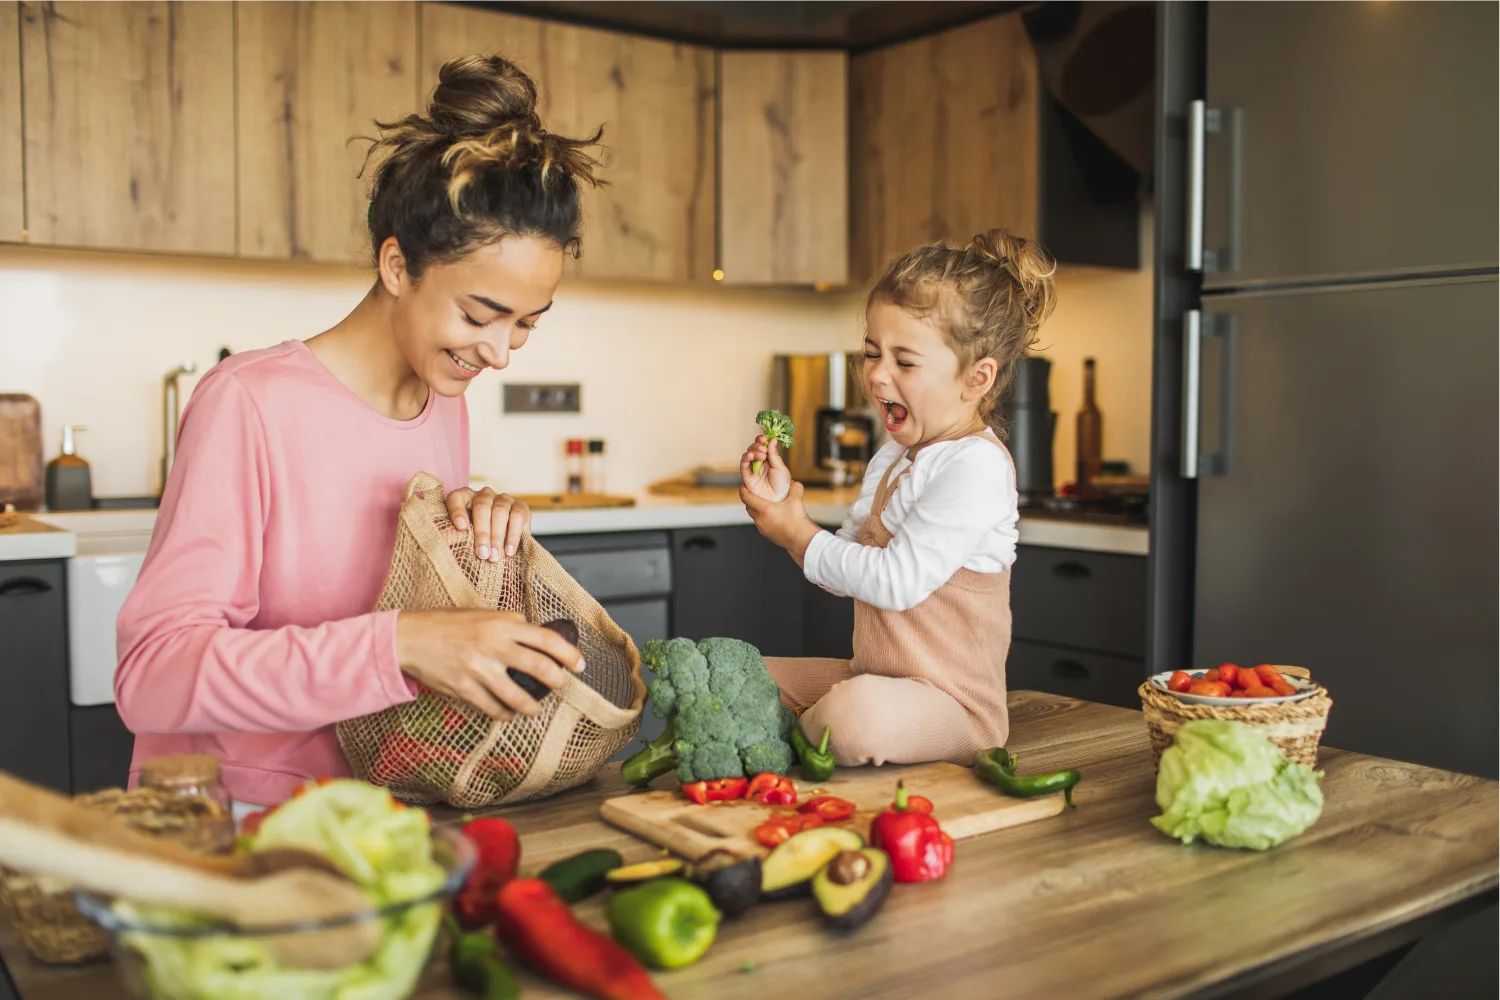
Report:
881,400,909,432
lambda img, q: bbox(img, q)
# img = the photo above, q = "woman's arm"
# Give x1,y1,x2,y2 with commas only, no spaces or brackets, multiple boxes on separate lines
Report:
801,444,1015,611
114,372,418,735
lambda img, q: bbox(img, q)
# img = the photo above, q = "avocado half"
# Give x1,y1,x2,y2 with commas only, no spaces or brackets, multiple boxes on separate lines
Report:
604,858,686,885
760,826,865,899
812,848,893,931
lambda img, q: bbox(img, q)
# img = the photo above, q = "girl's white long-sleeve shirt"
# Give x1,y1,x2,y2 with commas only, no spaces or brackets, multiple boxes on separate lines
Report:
801,432,1019,612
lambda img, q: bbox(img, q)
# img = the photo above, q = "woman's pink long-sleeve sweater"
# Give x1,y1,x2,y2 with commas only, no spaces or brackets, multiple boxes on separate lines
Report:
115,340,469,806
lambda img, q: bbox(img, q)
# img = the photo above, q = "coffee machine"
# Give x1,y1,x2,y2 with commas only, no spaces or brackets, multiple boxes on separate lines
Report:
998,355,1056,503
769,353,876,487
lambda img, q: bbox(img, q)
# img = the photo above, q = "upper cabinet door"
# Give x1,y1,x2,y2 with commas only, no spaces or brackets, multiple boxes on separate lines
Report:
1203,2,1499,288
850,14,1038,284
718,51,848,286
420,5,716,283
20,1,235,254
0,1,21,242
236,1,419,263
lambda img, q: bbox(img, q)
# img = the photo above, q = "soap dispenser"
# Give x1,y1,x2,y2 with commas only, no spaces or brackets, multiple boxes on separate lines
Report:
45,425,93,511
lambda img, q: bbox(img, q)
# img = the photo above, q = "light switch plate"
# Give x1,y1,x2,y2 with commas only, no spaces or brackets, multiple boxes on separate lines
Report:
503,383,581,414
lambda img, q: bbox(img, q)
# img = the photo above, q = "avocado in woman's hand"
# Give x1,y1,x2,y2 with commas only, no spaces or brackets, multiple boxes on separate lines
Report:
506,619,580,702
812,848,893,931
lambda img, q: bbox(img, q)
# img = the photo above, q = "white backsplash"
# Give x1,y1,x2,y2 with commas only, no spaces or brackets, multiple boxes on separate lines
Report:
0,230,1153,500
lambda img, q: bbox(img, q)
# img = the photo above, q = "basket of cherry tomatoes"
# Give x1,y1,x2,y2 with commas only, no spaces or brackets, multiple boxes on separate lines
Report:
1138,664,1331,769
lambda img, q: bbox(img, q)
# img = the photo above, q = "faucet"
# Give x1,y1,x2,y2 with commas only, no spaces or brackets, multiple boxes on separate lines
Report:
161,361,197,492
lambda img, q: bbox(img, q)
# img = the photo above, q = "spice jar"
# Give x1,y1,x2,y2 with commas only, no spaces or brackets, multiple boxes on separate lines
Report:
137,754,236,855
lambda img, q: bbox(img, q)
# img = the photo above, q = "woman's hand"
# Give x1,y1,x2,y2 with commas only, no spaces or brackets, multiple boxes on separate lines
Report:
396,610,584,719
741,481,822,566
741,435,792,503
445,487,532,562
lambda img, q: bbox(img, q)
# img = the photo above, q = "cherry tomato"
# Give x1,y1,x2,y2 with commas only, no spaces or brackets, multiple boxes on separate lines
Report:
1245,685,1277,698
799,796,857,821
1203,668,1220,683
1235,669,1261,691
1217,664,1239,686
1255,664,1283,685
1167,670,1192,693
1230,690,1250,698
1188,680,1232,697
1271,679,1296,697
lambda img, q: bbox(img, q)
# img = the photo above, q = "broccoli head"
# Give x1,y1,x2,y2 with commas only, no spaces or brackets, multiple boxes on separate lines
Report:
751,409,795,476
620,636,796,786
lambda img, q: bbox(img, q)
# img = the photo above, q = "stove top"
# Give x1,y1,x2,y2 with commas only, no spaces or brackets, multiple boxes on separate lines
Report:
1019,492,1150,527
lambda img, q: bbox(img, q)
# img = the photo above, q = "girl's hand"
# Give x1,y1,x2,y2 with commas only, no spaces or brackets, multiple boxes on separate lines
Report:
396,609,585,719
445,487,532,562
741,481,822,565
741,435,791,502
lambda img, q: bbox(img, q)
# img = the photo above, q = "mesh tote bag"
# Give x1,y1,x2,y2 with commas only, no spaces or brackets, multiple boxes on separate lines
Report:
337,473,645,808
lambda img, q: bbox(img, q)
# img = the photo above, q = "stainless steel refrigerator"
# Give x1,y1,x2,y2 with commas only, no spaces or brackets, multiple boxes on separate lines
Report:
1153,2,1498,778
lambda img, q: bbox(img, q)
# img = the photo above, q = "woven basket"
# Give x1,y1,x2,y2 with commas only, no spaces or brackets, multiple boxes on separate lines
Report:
337,473,646,809
0,787,228,964
1139,676,1333,770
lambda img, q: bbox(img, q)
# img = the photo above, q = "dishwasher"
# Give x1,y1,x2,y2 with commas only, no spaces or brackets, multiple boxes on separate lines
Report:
543,532,672,760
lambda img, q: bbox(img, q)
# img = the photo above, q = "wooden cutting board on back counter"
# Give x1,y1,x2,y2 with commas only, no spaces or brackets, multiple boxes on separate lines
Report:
512,493,636,510
0,394,43,511
600,761,1065,860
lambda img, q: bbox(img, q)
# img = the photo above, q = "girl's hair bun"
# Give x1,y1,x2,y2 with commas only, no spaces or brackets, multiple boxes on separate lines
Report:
967,228,1058,334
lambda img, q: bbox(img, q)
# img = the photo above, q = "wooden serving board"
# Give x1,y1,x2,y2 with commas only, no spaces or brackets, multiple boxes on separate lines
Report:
647,476,862,506
599,761,1066,860
513,493,636,510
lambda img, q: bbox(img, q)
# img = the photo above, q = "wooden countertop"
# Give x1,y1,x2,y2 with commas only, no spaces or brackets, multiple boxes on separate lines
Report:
3,693,1495,1000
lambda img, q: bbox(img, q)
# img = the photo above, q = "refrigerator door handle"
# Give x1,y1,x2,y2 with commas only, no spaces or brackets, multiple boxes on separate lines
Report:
1199,314,1237,478
1186,101,1206,271
1180,309,1202,478
1186,102,1232,273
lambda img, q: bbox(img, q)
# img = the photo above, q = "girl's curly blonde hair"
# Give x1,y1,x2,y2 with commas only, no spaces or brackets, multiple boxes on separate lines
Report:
869,229,1058,433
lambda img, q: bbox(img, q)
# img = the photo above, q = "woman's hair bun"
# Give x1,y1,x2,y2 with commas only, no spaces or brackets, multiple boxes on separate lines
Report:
427,54,541,141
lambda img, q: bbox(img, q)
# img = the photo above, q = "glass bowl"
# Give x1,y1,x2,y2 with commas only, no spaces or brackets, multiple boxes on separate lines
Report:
72,824,473,1000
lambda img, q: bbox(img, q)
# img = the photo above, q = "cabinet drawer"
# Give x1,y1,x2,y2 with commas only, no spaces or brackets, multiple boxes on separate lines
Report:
0,560,71,791
553,548,672,601
1011,545,1147,657
1007,640,1145,710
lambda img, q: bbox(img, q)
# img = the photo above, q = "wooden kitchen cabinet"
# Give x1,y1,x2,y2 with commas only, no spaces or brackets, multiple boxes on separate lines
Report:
718,51,848,285
19,1,236,254
420,4,716,283
849,13,1039,282
235,1,419,263
0,0,22,242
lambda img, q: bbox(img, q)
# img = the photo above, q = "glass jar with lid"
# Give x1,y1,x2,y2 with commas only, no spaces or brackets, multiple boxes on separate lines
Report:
137,754,236,854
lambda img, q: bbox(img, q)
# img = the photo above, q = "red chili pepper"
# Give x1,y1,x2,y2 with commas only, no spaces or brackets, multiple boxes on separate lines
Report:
454,817,521,928
799,796,856,821
745,772,798,805
754,812,824,849
680,777,749,804
494,879,665,1000
870,782,954,884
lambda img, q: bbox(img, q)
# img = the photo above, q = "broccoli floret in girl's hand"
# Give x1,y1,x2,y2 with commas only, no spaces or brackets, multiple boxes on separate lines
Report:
621,637,795,786
751,410,794,476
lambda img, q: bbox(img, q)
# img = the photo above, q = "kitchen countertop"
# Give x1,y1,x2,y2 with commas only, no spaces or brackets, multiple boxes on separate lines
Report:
4,693,1494,1000
11,498,1150,558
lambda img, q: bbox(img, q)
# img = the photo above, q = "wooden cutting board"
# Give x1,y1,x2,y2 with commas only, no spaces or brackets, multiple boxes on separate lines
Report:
0,395,43,511
599,761,1066,860
513,493,636,510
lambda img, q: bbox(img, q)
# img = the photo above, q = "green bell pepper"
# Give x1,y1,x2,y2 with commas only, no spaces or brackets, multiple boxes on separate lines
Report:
791,724,837,783
605,877,721,970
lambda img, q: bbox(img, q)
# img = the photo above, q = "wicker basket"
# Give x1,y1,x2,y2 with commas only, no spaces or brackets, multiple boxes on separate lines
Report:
0,786,227,964
1139,673,1333,770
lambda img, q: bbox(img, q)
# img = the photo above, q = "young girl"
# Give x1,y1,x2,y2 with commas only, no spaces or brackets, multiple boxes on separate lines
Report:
115,56,601,808
740,230,1057,766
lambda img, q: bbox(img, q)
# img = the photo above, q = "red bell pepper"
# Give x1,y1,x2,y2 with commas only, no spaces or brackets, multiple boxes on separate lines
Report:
799,796,856,821
453,817,521,928
680,777,749,804
870,782,954,884
493,879,665,1000
745,772,797,805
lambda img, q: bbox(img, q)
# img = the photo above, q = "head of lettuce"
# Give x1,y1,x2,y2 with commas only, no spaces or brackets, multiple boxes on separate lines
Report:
1152,720,1324,850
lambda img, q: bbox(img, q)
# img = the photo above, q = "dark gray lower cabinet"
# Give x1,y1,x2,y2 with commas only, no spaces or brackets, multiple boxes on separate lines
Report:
802,581,855,660
70,705,136,793
1011,545,1148,657
669,526,804,656
1007,639,1146,709
0,560,71,792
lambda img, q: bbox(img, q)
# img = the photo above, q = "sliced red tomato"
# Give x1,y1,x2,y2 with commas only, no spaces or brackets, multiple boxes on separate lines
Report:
754,812,824,849
798,796,856,821
745,772,797,806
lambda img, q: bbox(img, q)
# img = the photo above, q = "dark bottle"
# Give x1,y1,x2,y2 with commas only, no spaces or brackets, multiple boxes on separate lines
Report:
1075,359,1103,498
44,425,92,511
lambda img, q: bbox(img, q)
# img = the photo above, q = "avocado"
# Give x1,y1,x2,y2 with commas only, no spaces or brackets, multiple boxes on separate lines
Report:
690,850,762,918
604,858,686,884
812,848,892,931
760,826,865,898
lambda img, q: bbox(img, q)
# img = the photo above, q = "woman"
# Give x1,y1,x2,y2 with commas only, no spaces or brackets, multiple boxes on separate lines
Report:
115,55,604,808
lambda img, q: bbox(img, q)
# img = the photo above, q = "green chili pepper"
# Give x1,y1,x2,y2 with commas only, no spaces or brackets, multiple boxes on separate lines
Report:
791,724,837,783
445,914,520,1000
975,747,1081,807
